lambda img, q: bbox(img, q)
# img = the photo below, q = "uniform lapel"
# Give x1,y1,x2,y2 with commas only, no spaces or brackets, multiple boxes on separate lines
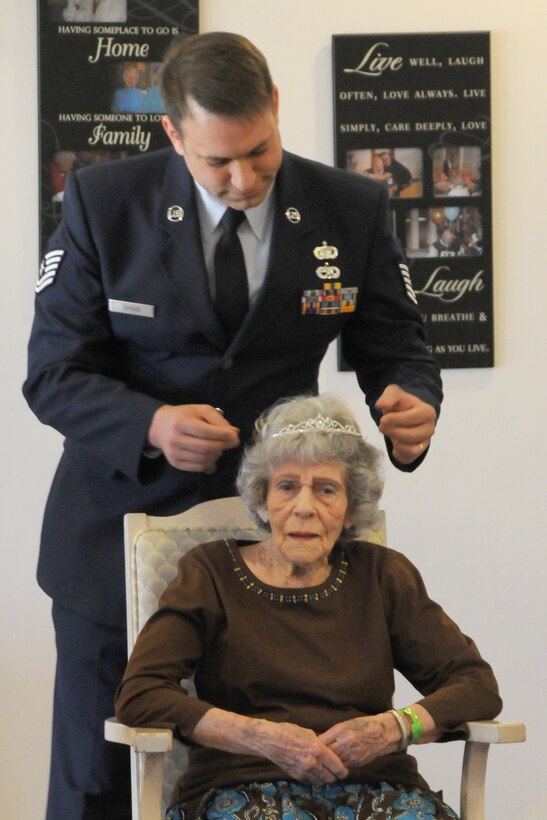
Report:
154,151,318,354
231,152,315,350
155,151,228,350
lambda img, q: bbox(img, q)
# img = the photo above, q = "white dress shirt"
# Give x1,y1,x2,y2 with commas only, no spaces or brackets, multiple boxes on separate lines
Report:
194,180,275,303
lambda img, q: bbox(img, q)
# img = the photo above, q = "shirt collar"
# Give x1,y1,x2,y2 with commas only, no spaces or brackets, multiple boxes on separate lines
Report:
194,180,275,241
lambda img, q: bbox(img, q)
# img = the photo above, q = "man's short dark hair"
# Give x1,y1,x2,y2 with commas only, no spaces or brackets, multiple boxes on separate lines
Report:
160,32,274,126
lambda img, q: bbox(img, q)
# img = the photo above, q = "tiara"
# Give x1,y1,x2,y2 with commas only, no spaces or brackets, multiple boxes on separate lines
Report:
270,413,362,439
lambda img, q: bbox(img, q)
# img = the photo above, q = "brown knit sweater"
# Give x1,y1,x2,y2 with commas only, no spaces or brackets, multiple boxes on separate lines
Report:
116,539,502,806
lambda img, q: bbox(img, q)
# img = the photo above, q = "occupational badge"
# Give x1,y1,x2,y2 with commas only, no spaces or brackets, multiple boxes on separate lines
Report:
315,264,341,280
313,241,341,279
313,241,339,260
285,207,301,224
36,249,65,293
167,205,184,222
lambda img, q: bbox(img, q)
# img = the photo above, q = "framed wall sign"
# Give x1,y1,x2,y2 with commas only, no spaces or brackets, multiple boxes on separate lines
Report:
333,32,492,369
38,0,198,252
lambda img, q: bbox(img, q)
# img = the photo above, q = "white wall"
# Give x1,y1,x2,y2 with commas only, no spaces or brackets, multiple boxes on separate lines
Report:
2,1,545,817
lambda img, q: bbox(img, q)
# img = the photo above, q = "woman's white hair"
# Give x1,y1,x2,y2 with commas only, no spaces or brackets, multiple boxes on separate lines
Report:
236,394,384,542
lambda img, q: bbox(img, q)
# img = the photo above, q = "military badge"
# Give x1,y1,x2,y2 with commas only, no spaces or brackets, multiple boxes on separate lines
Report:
36,250,65,293
313,241,339,260
399,263,418,305
313,242,341,280
285,207,301,224
301,282,358,315
167,205,184,222
315,264,341,280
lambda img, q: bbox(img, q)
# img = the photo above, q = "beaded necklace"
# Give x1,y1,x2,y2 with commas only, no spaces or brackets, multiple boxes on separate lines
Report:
226,540,348,604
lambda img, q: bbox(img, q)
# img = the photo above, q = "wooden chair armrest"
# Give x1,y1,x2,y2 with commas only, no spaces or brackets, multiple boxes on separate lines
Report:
464,720,526,744
104,717,173,753
460,720,525,820
105,718,172,820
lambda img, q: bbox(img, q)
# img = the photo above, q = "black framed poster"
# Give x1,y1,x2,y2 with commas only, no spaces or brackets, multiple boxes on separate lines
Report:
38,0,198,253
333,32,492,369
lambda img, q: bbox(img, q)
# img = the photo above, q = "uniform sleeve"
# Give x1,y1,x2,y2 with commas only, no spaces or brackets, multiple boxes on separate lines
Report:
23,171,163,482
115,550,219,740
341,185,443,458
380,549,502,731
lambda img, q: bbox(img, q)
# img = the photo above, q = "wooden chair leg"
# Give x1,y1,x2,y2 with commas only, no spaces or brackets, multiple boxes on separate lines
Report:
139,752,166,820
460,741,489,820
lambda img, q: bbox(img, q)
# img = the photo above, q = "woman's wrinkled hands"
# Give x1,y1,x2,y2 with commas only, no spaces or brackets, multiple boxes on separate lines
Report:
191,708,407,786
255,720,349,785
318,713,400,768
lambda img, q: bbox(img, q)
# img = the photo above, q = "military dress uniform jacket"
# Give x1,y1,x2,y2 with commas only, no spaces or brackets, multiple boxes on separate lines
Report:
24,147,442,629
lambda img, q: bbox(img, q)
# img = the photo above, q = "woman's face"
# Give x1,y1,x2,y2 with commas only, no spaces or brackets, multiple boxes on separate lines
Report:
260,461,351,569
124,68,139,88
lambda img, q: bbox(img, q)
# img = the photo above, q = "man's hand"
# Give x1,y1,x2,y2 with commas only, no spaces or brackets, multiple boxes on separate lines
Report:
147,404,240,472
375,384,436,465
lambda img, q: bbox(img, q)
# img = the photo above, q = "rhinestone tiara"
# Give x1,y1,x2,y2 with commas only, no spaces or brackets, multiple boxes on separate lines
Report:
270,413,362,438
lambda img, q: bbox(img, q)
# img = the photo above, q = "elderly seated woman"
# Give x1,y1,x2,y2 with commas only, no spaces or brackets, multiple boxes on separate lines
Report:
116,394,501,820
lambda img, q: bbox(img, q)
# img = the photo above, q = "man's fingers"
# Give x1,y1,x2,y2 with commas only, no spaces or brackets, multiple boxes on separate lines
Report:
378,398,436,450
379,413,426,437
392,442,429,465
170,430,236,455
148,404,240,454
375,384,412,414
174,409,240,443
166,446,224,472
380,420,433,444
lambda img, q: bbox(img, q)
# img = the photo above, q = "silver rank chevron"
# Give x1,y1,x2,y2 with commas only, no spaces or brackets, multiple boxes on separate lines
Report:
36,250,65,293
399,263,418,305
270,414,362,438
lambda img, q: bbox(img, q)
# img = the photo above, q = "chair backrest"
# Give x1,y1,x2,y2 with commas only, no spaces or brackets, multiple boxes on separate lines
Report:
124,497,387,813
125,497,262,644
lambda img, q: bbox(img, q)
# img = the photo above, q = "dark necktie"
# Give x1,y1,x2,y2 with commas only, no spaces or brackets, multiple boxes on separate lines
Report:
214,207,248,337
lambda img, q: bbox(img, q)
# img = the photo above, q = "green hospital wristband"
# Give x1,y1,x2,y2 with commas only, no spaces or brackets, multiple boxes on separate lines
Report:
400,707,424,743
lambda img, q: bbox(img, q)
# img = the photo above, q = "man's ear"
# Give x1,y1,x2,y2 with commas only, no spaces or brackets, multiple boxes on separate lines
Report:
162,116,184,156
257,506,269,525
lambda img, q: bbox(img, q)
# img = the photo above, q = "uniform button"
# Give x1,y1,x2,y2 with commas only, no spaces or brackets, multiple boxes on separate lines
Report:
220,357,234,371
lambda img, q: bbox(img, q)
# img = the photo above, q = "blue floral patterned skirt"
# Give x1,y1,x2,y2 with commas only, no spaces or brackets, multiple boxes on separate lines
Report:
166,780,459,819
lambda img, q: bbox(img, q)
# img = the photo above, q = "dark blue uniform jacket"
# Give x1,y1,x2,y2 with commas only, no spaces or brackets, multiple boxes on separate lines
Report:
24,148,442,628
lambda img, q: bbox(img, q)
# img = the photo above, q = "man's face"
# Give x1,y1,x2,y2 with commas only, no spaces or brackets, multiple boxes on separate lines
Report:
162,91,282,210
371,155,384,174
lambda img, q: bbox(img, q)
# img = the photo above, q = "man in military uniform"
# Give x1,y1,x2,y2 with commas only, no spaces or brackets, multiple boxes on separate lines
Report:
429,226,458,257
24,32,442,820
